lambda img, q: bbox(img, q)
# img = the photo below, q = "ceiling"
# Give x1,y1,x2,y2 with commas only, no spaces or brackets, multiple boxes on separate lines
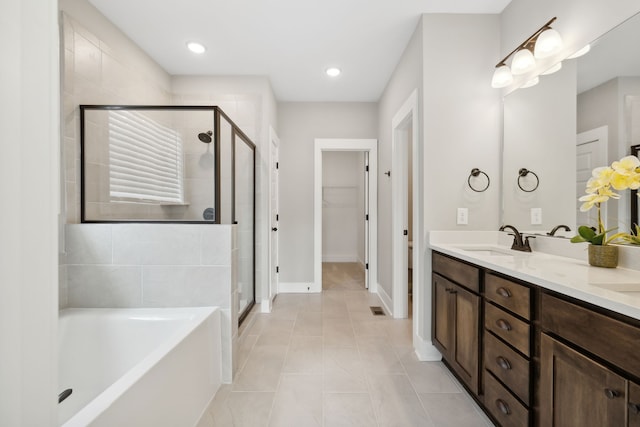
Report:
88,0,511,102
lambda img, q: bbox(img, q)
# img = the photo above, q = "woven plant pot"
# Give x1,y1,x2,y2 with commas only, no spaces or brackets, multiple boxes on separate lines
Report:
588,244,618,268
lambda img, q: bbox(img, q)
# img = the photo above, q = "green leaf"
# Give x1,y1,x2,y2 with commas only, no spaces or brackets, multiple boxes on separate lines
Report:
577,226,596,241
570,235,587,243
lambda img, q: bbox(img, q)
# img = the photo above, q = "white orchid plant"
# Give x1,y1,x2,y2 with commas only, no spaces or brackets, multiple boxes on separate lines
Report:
571,155,640,245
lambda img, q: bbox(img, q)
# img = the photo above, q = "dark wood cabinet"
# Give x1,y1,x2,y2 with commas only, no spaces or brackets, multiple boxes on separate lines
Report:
432,253,481,396
540,333,626,427
433,273,480,395
432,250,640,427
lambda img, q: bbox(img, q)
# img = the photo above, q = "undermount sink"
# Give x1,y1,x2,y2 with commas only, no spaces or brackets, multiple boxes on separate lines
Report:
451,245,515,257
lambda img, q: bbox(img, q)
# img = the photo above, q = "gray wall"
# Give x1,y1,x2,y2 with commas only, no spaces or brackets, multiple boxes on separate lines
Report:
277,102,378,285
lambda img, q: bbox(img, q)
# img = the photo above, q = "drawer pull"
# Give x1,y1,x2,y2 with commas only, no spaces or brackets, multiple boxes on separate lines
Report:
629,403,640,415
496,356,512,370
496,287,512,298
495,399,511,415
495,318,512,331
604,388,620,399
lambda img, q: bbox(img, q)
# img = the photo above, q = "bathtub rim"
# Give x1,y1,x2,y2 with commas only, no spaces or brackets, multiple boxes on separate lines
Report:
59,306,218,427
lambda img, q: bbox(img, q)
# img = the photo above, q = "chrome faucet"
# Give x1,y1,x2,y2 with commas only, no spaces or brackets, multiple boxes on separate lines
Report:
499,225,534,252
547,224,571,236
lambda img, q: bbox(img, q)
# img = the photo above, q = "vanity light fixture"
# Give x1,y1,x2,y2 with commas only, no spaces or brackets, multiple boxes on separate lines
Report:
541,62,562,75
325,67,341,77
567,44,591,59
491,17,562,88
187,42,206,54
520,76,539,89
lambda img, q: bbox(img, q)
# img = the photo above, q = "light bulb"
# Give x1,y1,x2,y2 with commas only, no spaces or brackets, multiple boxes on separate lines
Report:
187,42,206,54
567,44,591,59
541,62,562,75
521,76,539,89
511,49,536,75
491,65,513,88
534,28,563,59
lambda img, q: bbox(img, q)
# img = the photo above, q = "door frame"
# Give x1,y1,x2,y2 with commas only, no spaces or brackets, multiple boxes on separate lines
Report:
314,139,378,293
392,90,420,319
264,126,279,312
577,126,608,229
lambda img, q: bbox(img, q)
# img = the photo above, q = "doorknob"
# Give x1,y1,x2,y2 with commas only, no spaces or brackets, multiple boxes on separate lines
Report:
272,227,278,231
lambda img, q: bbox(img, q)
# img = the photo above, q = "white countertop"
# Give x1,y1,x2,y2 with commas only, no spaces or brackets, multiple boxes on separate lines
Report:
428,231,640,321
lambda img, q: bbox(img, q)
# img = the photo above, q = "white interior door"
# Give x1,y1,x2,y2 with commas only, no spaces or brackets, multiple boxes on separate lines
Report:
576,126,608,228
364,152,370,289
267,129,279,311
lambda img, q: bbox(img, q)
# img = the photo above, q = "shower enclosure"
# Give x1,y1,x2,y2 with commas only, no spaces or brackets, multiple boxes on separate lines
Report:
80,105,256,322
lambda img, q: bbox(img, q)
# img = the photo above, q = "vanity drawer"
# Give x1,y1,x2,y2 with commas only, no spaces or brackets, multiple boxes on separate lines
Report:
485,302,530,357
484,371,530,427
485,273,531,320
432,252,480,293
484,331,530,404
541,293,640,379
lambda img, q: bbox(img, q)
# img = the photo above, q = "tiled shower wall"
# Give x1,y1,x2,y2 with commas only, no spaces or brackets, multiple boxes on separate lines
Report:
60,224,239,382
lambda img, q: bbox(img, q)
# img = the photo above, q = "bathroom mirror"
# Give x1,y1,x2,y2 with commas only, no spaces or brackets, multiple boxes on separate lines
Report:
81,105,219,222
502,11,640,236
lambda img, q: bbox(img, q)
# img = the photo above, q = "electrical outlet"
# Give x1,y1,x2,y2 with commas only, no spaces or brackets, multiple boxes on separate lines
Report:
457,208,468,225
531,208,542,225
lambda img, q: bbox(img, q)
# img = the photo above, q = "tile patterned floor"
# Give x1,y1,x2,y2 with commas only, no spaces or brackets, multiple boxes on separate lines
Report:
198,263,493,427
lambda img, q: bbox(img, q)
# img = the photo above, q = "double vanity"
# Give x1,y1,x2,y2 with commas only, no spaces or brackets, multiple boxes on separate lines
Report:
429,231,640,427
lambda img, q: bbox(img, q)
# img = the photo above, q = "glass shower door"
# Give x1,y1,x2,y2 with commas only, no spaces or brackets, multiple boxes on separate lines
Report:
234,130,255,321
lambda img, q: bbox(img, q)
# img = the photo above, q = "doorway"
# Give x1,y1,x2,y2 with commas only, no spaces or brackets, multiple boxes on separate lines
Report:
577,126,608,228
392,90,419,320
313,139,378,293
265,126,280,312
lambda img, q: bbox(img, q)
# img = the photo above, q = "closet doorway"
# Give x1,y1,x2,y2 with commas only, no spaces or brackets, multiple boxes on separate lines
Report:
313,139,378,293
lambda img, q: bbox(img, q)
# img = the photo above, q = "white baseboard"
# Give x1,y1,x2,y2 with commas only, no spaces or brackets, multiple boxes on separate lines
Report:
376,284,393,316
413,335,442,361
322,255,359,263
277,282,318,293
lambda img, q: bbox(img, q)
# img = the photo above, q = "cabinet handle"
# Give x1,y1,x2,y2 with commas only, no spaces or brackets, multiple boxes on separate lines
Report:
495,319,512,331
496,287,512,298
496,356,512,370
495,399,511,415
449,290,457,294
604,388,620,399
629,403,640,415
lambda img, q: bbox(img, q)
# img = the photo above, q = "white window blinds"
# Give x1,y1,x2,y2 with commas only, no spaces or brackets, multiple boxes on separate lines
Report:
108,110,184,203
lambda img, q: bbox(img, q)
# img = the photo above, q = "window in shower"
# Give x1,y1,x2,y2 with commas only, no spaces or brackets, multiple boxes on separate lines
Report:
81,105,219,223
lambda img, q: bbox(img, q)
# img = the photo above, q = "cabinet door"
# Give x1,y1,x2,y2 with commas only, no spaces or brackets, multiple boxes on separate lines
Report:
540,333,626,427
432,274,453,358
450,283,479,395
630,382,640,427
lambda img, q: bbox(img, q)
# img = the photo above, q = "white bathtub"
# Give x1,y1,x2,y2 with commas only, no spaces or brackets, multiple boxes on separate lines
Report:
58,307,221,427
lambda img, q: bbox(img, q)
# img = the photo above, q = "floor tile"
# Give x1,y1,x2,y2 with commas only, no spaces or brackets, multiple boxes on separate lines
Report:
269,374,323,427
210,391,275,427
420,393,493,427
324,393,377,427
282,336,323,373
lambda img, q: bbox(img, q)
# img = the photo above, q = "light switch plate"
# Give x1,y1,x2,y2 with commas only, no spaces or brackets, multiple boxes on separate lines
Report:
531,208,542,225
457,208,468,225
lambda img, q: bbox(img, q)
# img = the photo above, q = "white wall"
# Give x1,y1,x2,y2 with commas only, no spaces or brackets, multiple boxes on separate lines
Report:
503,61,577,232
377,22,423,302
277,103,378,286
322,151,364,262
0,0,59,425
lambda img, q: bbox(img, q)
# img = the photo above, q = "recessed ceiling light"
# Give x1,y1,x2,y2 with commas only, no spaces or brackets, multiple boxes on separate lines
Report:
325,67,341,77
187,42,206,54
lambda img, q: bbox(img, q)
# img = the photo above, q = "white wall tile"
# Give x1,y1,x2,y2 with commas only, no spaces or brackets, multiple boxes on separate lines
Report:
67,265,142,307
112,225,201,265
64,224,112,264
142,266,231,307
201,226,232,265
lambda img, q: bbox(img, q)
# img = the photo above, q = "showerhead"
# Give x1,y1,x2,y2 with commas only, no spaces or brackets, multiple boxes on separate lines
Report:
198,130,213,143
